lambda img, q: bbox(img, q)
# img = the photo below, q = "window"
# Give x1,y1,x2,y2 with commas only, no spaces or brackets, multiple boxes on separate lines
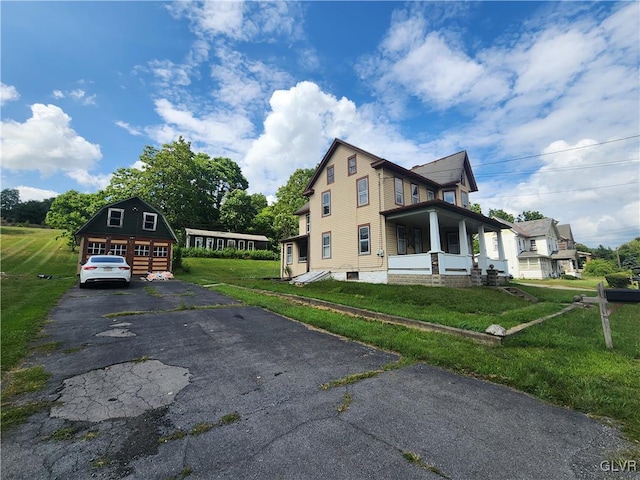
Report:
306,214,310,233
414,228,423,254
87,242,106,255
530,239,537,251
346,271,359,280
227,239,236,249
348,156,357,175
397,225,406,255
411,184,420,204
448,232,460,254
357,177,369,207
322,191,331,216
195,237,203,248
358,225,370,255
327,165,335,184
286,244,293,264
427,190,435,200
134,245,150,256
153,246,168,257
248,241,254,250
238,240,245,250
394,178,404,205
142,212,157,231
206,238,214,249
110,244,127,256
107,208,124,227
461,192,469,209
443,191,456,205
216,238,224,250
299,240,308,261
322,232,331,259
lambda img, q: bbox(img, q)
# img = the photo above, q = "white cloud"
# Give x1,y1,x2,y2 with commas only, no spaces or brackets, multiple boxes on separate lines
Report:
51,87,97,105
115,121,143,136
52,89,65,99
1,103,102,175
15,186,59,202
66,169,112,190
1,83,20,105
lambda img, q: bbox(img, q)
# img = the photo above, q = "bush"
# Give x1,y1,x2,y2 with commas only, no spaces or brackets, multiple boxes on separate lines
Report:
583,258,618,277
605,272,631,288
561,274,578,280
182,247,279,261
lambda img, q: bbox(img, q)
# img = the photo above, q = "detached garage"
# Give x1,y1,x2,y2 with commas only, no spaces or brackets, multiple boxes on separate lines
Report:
75,197,178,276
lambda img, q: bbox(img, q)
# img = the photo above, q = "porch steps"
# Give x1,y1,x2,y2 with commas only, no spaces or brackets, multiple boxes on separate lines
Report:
499,286,538,303
290,270,331,285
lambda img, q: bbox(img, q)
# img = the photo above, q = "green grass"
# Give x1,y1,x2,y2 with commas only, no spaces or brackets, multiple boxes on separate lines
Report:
1,226,78,372
512,277,602,290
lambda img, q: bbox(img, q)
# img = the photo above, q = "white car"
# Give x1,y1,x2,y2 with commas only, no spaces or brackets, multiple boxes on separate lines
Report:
79,255,131,288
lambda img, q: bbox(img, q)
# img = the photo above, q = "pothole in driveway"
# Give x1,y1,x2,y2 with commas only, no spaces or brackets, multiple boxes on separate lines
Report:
50,360,191,422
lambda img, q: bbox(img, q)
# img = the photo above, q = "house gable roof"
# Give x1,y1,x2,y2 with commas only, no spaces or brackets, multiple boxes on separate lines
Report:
494,217,561,239
556,224,574,241
410,151,478,192
75,196,178,242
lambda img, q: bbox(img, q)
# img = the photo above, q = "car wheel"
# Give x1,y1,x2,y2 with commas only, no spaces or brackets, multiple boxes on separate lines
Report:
124,281,130,288
79,281,86,289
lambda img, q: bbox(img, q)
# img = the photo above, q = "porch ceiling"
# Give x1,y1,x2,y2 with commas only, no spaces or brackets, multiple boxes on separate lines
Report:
382,200,504,232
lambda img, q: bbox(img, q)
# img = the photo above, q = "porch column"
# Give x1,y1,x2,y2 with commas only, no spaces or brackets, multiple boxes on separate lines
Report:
428,210,442,252
458,219,469,256
477,225,488,261
496,230,506,261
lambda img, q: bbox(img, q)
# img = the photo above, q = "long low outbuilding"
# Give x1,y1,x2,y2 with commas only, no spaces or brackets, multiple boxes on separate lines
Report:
184,228,269,251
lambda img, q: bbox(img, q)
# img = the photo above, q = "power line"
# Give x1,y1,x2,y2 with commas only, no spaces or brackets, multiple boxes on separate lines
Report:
475,158,639,178
487,181,639,198
478,135,640,167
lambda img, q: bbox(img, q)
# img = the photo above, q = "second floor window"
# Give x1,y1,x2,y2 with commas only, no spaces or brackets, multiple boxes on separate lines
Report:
394,178,404,205
107,208,124,227
348,156,357,175
357,177,369,206
530,239,537,251
322,191,331,216
427,190,435,200
306,213,310,233
461,192,469,209
143,212,158,230
411,184,419,204
443,191,456,205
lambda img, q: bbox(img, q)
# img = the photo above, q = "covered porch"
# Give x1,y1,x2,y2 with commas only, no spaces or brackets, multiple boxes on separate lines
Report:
382,200,508,286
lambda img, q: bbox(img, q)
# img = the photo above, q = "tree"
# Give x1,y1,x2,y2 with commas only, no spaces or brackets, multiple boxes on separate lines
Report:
583,258,618,277
488,209,514,223
470,203,482,215
219,189,256,233
45,191,106,249
617,237,640,269
250,206,276,240
271,168,314,242
1,188,20,221
12,198,54,224
517,210,545,222
103,137,248,230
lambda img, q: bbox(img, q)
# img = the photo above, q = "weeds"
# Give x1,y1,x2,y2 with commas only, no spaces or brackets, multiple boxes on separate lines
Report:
161,412,241,443
337,393,352,413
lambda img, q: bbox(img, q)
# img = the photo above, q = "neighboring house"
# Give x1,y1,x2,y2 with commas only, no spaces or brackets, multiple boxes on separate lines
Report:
184,228,269,251
485,217,567,279
76,196,178,275
553,224,581,276
280,138,509,287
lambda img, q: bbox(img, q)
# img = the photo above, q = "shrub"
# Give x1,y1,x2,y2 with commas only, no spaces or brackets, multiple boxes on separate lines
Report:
583,258,618,277
182,247,278,261
605,272,631,288
561,274,578,280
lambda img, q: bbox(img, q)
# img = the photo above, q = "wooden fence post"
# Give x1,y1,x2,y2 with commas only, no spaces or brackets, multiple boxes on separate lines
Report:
597,282,613,350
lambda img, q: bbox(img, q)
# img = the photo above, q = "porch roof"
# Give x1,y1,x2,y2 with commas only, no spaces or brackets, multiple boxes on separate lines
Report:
381,200,505,232
280,233,309,244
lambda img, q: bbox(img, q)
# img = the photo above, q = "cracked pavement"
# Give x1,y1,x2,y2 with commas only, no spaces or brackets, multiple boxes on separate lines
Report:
2,280,637,480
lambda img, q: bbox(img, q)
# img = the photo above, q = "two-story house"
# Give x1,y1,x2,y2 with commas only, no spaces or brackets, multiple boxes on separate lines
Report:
280,138,509,287
484,217,563,279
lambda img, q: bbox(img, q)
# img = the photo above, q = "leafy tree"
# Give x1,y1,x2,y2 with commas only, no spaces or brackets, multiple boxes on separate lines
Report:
250,206,276,240
488,209,514,223
470,203,482,215
1,188,20,221
271,168,314,242
583,258,618,277
103,137,248,230
517,210,545,222
219,189,256,233
617,237,640,269
12,198,54,224
592,244,615,261
45,191,106,249
250,193,268,213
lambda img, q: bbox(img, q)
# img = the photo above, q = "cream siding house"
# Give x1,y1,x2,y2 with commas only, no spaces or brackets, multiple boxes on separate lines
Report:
281,139,509,287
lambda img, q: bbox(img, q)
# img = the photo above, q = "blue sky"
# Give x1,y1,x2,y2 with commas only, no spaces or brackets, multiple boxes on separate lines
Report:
1,1,638,248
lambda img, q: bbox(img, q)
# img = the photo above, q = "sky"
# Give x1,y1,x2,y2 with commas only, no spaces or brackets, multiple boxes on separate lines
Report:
1,1,639,248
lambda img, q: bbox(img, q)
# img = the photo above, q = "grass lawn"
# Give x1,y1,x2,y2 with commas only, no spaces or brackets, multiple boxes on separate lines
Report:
2,238,639,448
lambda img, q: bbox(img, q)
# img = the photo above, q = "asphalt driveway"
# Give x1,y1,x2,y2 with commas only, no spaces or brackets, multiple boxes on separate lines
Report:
1,280,636,479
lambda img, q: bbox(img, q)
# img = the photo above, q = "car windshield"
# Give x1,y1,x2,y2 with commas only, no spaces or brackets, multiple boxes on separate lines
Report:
90,256,125,263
